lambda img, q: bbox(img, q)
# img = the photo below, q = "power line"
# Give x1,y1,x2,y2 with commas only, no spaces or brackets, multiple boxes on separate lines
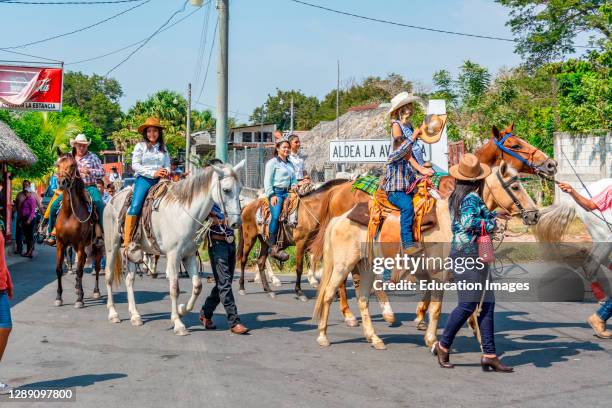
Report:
66,5,201,65
192,0,212,87
104,0,189,77
0,0,151,50
195,17,217,103
0,0,142,4
0,48,63,63
289,0,597,49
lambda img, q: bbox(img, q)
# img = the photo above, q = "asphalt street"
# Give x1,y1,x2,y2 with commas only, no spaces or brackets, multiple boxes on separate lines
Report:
1,245,611,408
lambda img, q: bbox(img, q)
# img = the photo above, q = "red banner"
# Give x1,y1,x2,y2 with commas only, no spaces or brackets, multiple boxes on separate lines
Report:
0,65,63,112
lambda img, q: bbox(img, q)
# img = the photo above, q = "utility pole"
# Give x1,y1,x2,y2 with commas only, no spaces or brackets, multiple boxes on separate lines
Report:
336,60,340,140
290,95,294,134
215,0,229,162
186,83,191,173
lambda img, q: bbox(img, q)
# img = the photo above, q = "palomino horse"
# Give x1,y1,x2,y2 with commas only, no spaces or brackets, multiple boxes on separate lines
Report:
53,153,103,308
103,162,243,335
437,124,557,198
313,162,539,350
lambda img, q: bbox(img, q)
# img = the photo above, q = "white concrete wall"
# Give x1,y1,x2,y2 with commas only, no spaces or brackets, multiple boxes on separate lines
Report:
554,131,611,204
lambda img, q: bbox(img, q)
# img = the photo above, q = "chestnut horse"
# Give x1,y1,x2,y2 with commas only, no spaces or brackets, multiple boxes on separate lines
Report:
54,153,103,308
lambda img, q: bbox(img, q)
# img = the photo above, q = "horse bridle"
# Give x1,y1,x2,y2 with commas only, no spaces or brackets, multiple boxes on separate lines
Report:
494,133,547,176
488,167,538,221
57,158,93,224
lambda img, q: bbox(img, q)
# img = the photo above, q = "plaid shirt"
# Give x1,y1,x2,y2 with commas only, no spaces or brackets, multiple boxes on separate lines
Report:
383,121,415,192
77,152,105,185
451,192,497,251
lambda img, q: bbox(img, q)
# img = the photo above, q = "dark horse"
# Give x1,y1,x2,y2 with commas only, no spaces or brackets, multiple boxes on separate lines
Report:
54,153,103,308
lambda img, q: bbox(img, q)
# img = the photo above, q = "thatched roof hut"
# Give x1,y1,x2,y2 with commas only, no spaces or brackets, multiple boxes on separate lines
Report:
0,120,37,167
303,103,389,175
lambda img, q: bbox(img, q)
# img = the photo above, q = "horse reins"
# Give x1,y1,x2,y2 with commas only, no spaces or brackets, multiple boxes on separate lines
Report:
57,160,93,224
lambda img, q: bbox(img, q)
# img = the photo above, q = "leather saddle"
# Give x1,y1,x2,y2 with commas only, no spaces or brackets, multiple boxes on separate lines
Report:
256,193,298,247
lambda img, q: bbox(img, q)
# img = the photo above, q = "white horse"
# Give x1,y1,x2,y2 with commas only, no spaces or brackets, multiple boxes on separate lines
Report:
103,162,244,335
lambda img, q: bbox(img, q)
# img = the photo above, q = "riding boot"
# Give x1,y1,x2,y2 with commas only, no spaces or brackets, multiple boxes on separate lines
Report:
270,245,289,262
45,227,57,246
94,223,104,248
123,215,138,247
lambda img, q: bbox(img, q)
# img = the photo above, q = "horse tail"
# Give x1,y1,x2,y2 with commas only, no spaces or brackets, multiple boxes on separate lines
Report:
313,216,338,322
533,201,576,242
308,188,335,265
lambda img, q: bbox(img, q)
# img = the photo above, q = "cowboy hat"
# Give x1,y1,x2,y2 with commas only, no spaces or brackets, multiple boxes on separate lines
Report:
388,92,422,117
417,114,447,144
69,133,91,147
449,153,491,181
138,117,165,133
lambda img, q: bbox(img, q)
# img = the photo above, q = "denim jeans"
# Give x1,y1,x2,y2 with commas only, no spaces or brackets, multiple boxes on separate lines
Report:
440,254,496,355
597,298,612,321
48,185,105,232
387,191,414,249
268,188,288,246
202,240,240,327
128,176,159,216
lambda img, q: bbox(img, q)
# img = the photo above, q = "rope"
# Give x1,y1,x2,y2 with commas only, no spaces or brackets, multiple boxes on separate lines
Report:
295,194,320,224
166,185,213,245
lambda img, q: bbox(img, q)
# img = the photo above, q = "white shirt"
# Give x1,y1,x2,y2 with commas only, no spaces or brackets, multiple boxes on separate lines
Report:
109,172,121,182
288,152,306,180
131,142,171,179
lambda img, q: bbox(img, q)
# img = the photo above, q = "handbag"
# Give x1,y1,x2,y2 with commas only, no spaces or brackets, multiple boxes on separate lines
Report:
477,220,495,263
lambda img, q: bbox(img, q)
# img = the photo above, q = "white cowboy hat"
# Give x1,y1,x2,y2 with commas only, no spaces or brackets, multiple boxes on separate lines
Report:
69,133,91,147
388,92,423,117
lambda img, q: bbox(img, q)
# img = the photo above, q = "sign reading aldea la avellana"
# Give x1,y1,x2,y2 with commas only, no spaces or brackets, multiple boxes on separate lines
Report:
0,65,63,112
329,139,391,163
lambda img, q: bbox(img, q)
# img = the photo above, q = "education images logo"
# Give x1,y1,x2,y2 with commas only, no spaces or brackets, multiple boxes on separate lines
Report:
371,254,531,293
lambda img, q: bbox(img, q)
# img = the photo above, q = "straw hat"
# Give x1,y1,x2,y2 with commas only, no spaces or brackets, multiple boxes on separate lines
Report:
449,153,491,181
418,114,447,144
138,117,165,133
69,133,91,147
388,92,422,117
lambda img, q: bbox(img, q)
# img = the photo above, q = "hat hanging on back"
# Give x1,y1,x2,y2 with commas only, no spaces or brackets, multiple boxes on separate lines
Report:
69,133,91,147
418,114,447,144
388,92,422,117
449,153,491,181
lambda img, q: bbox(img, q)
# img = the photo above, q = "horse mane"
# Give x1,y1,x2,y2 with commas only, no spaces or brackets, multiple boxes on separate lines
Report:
165,165,223,206
300,178,351,197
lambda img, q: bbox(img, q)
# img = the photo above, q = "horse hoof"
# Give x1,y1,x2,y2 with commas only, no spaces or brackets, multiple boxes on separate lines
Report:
297,294,308,302
109,316,121,324
416,320,428,331
92,292,101,300
238,289,246,296
383,313,396,324
174,327,189,336
150,273,158,279
131,317,143,326
267,292,276,299
54,300,63,307
345,317,359,327
74,301,84,309
178,304,187,316
424,337,436,349
309,282,318,289
272,279,282,288
372,341,387,350
317,336,330,347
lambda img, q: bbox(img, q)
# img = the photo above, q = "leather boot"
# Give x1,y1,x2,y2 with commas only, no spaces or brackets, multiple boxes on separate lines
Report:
45,227,57,246
123,215,138,248
481,356,514,372
270,245,289,262
94,223,105,248
587,313,612,339
432,341,454,369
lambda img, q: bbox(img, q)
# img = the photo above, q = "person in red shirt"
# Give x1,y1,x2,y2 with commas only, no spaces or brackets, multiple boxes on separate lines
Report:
0,232,14,394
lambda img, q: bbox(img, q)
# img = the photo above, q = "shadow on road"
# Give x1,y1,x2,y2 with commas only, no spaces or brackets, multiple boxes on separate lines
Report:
18,373,127,389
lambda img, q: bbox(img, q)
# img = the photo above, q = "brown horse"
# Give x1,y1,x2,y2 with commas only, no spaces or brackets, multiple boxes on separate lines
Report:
54,153,103,308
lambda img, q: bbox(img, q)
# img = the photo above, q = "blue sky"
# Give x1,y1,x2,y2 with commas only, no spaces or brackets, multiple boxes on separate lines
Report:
0,0,525,122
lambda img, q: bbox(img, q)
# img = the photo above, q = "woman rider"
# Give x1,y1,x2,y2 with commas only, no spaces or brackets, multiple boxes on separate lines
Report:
264,138,297,261
433,153,512,372
45,134,105,246
123,117,171,248
385,92,434,255
287,134,313,196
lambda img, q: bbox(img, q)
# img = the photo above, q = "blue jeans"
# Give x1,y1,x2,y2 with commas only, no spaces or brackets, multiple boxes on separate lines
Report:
48,185,105,232
440,255,496,355
128,176,160,216
268,188,288,246
387,191,415,249
597,298,612,322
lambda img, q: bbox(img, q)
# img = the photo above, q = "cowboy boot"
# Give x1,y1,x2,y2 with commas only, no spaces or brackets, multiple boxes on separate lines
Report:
587,313,612,339
94,223,104,248
45,227,57,246
123,215,138,248
270,245,289,262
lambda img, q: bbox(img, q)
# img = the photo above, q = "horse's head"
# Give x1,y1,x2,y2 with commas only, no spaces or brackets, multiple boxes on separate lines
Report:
491,124,557,178
484,160,540,225
209,160,244,229
56,152,78,191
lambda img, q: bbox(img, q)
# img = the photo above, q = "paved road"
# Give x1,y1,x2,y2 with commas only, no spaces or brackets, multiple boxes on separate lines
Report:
1,246,611,407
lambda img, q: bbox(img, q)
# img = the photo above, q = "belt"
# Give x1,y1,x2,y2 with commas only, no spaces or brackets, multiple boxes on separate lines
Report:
273,187,289,192
210,233,234,243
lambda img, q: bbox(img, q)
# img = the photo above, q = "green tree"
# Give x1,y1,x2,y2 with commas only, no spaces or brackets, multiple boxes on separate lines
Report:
250,89,321,130
497,0,611,66
62,71,123,136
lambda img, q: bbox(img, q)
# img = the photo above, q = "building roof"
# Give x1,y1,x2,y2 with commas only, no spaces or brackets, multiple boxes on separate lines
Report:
302,104,388,172
0,120,37,167
230,123,276,131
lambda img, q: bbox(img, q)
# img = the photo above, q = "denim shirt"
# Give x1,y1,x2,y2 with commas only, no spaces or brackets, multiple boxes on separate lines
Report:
264,157,297,198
